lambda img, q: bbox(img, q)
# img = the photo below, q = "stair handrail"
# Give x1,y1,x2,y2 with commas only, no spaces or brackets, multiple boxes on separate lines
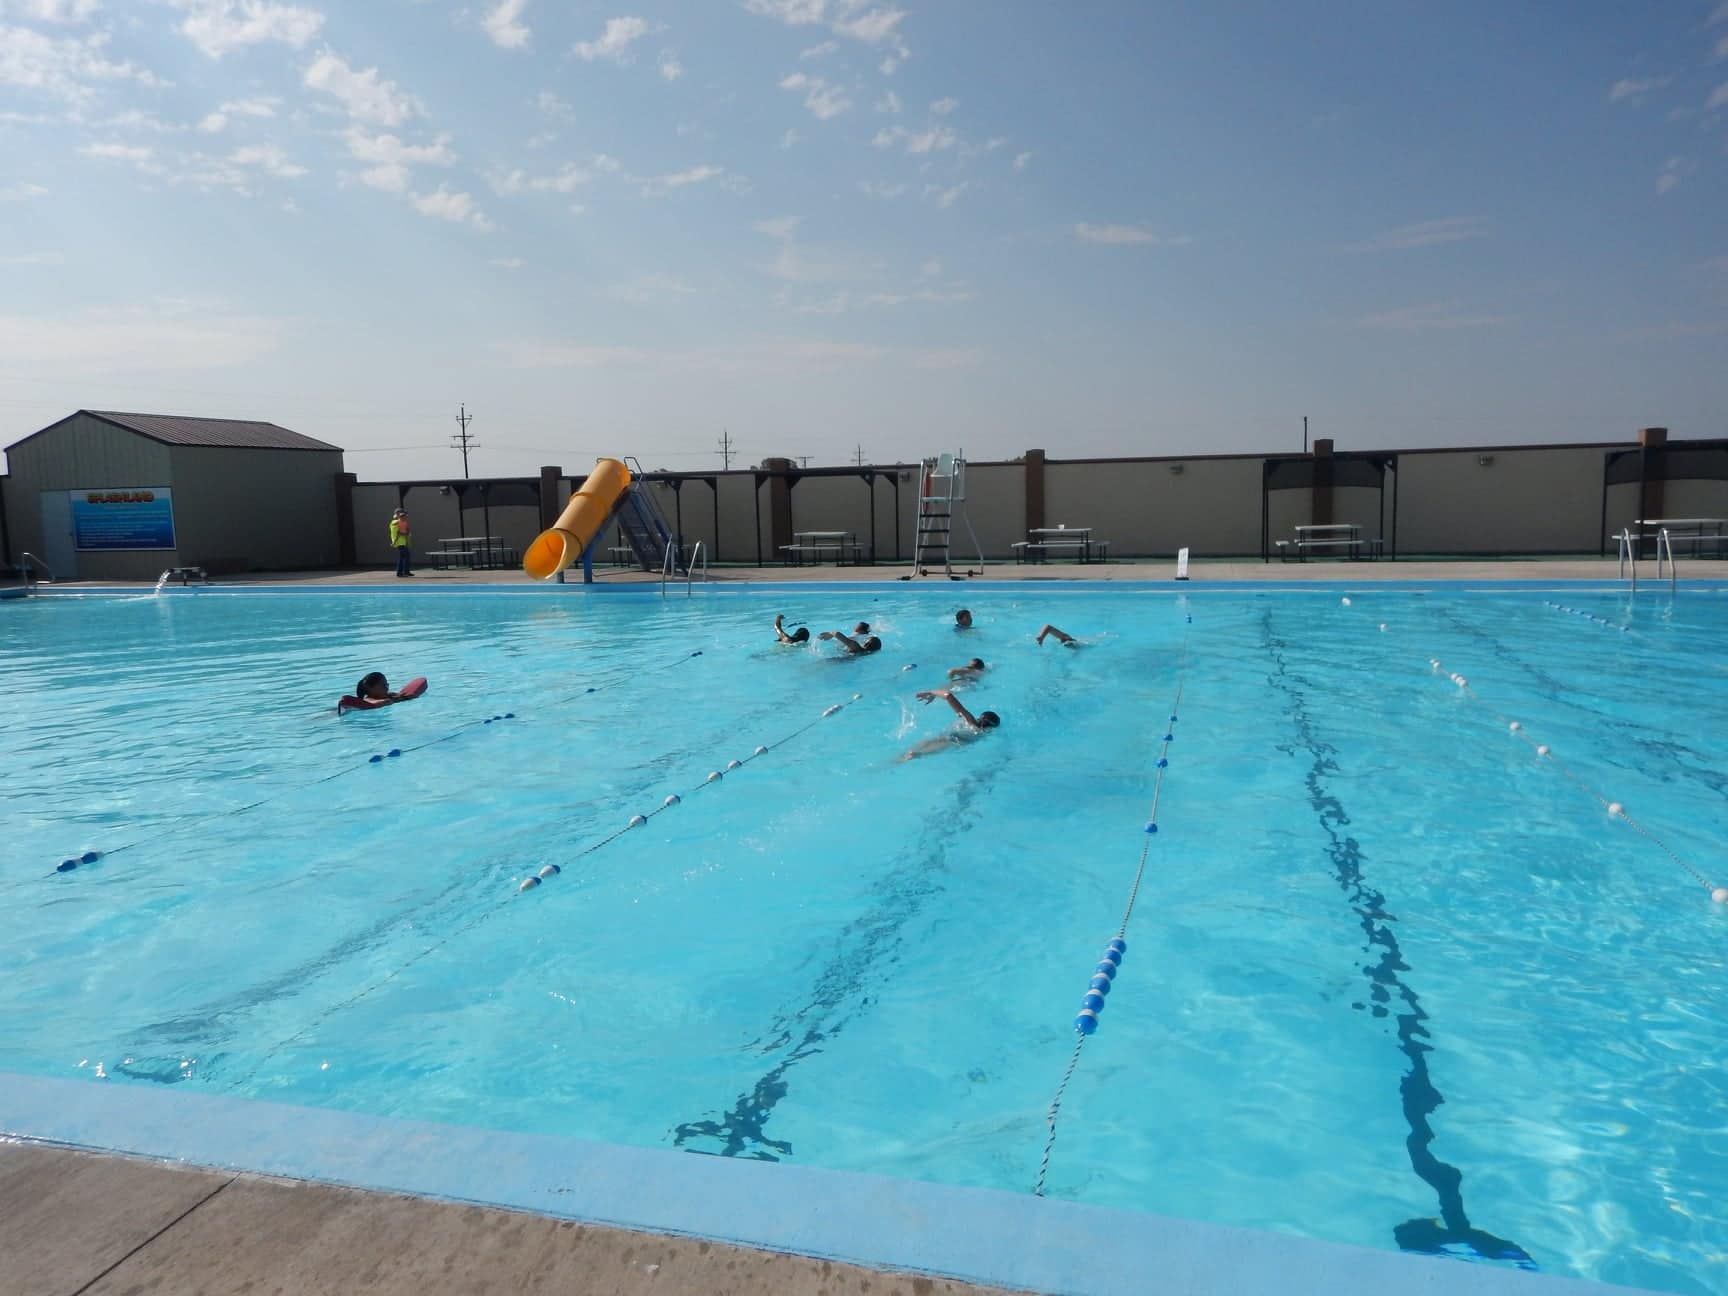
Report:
1617,528,1636,592
1658,527,1677,592
686,541,707,596
19,552,54,588
660,537,678,598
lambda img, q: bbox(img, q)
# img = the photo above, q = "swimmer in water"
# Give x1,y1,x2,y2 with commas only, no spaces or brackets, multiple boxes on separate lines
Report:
900,687,1000,760
818,629,882,655
773,613,811,644
1037,624,1081,648
947,657,987,682
954,608,973,630
338,671,404,713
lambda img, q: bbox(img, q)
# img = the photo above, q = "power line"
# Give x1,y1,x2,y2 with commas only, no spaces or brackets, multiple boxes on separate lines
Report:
716,427,736,470
852,443,866,466
452,403,479,478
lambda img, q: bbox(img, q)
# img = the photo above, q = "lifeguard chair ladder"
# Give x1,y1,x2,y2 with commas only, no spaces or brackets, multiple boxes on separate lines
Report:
905,451,983,579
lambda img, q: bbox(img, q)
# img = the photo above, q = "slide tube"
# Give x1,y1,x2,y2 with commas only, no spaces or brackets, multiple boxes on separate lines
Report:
523,458,632,580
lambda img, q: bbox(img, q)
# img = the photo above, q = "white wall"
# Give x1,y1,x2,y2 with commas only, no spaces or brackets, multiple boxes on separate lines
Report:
1046,457,1265,557
1397,448,1609,554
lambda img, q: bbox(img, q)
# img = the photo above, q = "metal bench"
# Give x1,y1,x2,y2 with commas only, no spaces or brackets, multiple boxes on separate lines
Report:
1012,538,1108,563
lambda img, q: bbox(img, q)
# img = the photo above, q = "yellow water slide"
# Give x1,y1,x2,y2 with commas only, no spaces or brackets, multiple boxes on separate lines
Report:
523,457,633,580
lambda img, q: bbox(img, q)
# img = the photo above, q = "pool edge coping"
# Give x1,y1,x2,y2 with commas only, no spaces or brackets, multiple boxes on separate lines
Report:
0,1073,1662,1296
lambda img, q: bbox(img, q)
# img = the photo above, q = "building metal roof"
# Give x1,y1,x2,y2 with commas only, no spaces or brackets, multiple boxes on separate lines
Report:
4,410,343,454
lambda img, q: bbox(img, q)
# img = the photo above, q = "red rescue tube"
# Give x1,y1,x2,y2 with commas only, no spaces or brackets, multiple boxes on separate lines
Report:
337,677,428,713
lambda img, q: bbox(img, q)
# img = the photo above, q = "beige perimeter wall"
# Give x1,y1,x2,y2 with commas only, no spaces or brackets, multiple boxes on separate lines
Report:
170,446,343,571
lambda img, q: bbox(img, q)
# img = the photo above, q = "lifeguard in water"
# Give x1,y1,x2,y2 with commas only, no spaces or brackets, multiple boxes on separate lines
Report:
337,671,427,713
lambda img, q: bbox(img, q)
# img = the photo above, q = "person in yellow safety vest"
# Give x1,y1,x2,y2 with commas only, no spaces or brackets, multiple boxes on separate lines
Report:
390,507,413,577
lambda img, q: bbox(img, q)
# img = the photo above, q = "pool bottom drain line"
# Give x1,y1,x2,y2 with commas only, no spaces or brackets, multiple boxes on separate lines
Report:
1034,665,1185,1197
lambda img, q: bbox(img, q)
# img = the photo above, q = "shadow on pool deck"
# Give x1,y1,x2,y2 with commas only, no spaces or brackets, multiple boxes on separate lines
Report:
0,1143,1024,1296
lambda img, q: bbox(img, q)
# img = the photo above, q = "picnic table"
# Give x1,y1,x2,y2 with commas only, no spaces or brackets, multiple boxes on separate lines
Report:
429,536,521,571
1631,518,1727,559
1275,523,1382,562
1012,526,1108,563
781,530,869,565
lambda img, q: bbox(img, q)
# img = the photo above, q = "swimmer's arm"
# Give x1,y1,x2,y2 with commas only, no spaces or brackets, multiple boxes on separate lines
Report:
773,614,793,643
831,632,864,653
918,688,983,729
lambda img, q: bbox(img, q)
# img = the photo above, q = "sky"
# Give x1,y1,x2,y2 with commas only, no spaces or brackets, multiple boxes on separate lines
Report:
2,0,1726,481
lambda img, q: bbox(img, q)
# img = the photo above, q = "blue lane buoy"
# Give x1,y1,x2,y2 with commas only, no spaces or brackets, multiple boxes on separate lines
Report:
586,687,597,693
1107,937,1126,954
1143,821,1158,834
1099,948,1121,967
81,850,101,864
1156,758,1168,769
1169,714,1178,723
1082,990,1105,1013
1163,733,1175,743
504,712,515,719
387,749,401,758
1089,974,1111,995
57,859,78,872
1094,961,1117,980
1074,1009,1099,1035
369,754,383,764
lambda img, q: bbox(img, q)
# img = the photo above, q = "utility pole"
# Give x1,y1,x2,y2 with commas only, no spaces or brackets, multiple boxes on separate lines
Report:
798,455,811,468
1302,415,1309,455
716,427,736,470
852,444,866,467
452,403,479,478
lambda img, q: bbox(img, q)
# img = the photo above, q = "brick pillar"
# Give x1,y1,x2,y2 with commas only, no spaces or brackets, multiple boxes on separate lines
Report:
763,457,795,555
1312,438,1335,526
1024,448,1046,532
538,465,562,530
1638,428,1667,522
333,471,357,567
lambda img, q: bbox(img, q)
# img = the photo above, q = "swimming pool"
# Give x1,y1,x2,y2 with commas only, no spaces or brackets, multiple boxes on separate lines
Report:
3,585,1725,1294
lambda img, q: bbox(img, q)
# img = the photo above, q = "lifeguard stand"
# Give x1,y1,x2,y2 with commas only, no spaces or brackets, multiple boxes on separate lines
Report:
905,450,984,579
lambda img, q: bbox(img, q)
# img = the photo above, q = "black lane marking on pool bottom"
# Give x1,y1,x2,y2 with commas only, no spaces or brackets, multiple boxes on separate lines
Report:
670,763,1002,1161
1260,609,1535,1268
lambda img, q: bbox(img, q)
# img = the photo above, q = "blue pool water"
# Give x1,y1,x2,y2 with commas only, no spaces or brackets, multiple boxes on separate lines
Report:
3,585,1726,1293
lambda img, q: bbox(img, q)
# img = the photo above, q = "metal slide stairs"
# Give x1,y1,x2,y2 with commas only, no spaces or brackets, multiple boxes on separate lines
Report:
614,458,680,571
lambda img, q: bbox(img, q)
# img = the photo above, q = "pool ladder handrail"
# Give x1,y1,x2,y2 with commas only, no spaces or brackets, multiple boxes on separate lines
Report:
19,552,54,589
1616,527,1637,592
661,540,709,597
1655,527,1678,592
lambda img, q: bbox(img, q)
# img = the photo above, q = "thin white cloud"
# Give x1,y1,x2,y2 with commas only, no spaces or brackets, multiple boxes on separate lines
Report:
78,140,160,172
753,214,799,239
1356,301,1505,331
344,126,455,167
230,142,305,177
879,53,902,75
488,158,606,194
197,94,278,132
606,272,693,304
0,250,63,264
874,89,900,113
832,5,906,45
490,256,524,268
1657,155,1694,194
1712,2,1728,25
636,162,723,196
572,16,653,63
497,341,648,367
929,96,956,115
410,186,493,230
871,123,954,153
91,108,183,132
779,71,849,119
658,50,683,80
1716,32,1728,59
1074,222,1188,246
304,51,422,126
919,257,940,276
5,0,101,20
0,23,165,100
0,300,280,378
1708,82,1728,109
779,126,799,148
172,0,323,60
798,39,837,58
1012,150,1031,170
359,162,408,192
927,181,965,209
856,179,906,199
482,0,530,50
536,89,572,118
1608,76,1670,102
498,336,973,374
744,1,909,58
0,181,49,200
1350,216,1487,251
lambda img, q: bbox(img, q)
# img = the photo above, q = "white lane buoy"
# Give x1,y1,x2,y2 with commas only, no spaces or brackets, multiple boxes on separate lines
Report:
519,877,540,892
851,692,862,701
707,771,723,782
538,864,559,879
753,745,768,756
1455,677,1468,688
628,814,647,828
1607,802,1623,817
1429,659,1441,670
1712,888,1728,905
1378,623,1387,632
726,759,742,771
1509,721,1521,731
663,794,681,807
822,704,841,717
901,664,915,672
1341,597,1352,606
1537,745,1551,757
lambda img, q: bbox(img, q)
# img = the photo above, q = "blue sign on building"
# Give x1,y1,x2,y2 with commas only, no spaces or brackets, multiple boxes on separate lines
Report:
71,488,177,551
